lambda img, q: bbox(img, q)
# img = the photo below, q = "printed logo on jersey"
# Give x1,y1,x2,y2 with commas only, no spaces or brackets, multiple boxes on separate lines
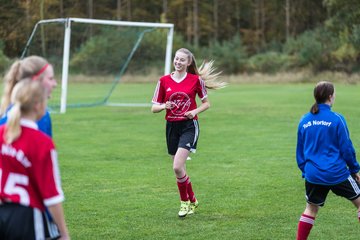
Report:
169,92,191,116
166,87,172,92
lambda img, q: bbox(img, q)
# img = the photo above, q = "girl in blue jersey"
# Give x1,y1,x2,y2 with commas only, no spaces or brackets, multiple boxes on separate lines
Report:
296,81,360,240
0,56,57,137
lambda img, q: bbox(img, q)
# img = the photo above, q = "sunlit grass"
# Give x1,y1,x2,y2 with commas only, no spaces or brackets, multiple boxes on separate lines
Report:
52,82,360,239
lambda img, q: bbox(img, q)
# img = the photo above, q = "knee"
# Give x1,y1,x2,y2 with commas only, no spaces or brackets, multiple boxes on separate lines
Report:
352,197,360,209
173,165,183,175
304,204,319,217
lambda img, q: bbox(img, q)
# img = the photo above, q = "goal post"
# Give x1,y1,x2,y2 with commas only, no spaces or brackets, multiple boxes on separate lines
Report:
22,18,174,113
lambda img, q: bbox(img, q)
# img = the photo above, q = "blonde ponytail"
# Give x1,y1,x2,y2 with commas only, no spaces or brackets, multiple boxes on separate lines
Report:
176,48,227,90
198,60,227,90
5,103,22,144
4,79,46,144
1,60,22,115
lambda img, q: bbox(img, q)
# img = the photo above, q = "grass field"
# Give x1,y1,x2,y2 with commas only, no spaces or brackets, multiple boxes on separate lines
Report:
51,82,360,240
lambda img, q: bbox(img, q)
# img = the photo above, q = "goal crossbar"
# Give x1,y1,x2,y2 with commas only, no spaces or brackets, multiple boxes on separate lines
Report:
23,18,174,113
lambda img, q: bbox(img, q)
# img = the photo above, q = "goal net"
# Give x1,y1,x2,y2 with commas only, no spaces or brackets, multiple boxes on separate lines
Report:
22,18,174,113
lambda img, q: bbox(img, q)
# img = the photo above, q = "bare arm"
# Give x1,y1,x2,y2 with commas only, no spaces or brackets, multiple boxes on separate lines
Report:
151,103,165,113
151,101,174,113
48,203,70,240
184,98,210,119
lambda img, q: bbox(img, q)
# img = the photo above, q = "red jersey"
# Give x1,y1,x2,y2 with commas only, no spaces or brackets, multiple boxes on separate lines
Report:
152,73,207,121
0,119,64,211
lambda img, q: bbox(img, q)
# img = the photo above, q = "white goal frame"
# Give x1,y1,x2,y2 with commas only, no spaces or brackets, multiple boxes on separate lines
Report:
23,18,174,113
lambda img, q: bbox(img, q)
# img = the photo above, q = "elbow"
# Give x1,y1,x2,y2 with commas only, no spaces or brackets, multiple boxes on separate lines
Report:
151,106,157,113
151,104,161,113
206,102,210,110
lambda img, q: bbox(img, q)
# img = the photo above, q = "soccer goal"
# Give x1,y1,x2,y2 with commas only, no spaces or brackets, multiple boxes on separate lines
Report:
22,18,174,113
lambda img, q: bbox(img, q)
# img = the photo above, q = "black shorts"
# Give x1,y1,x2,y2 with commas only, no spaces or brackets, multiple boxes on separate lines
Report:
305,176,360,206
166,119,199,155
0,203,60,240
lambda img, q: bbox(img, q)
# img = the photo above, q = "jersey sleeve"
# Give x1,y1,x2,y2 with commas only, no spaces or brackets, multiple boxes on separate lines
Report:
152,79,165,104
0,115,7,126
37,110,52,137
197,77,208,100
36,143,64,207
336,114,360,173
0,105,12,126
296,125,306,177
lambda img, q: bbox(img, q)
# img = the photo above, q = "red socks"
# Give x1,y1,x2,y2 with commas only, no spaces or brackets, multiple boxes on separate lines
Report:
297,214,315,240
297,210,359,239
187,180,196,203
177,174,197,202
177,175,189,201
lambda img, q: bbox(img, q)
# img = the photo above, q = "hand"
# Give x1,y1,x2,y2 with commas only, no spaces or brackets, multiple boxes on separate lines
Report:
184,110,197,119
351,173,360,184
165,101,174,110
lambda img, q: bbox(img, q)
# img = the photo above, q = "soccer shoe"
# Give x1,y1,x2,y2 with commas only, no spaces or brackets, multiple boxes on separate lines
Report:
178,201,190,217
187,200,199,215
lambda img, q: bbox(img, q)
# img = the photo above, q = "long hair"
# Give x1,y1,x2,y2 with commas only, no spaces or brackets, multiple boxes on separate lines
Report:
5,79,46,144
1,56,49,115
176,48,227,90
310,81,334,114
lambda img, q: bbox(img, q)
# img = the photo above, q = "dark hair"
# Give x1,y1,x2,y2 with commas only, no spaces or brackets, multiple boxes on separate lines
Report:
310,81,334,114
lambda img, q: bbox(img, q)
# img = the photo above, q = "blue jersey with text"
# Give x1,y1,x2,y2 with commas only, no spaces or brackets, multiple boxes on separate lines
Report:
296,104,359,185
0,107,52,137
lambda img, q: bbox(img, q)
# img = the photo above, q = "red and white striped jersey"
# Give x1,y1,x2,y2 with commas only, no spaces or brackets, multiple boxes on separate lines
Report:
0,119,64,211
152,73,207,121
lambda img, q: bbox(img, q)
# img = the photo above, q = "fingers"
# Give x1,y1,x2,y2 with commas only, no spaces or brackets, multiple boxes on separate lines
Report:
165,101,173,109
352,173,360,184
356,176,360,184
184,112,194,119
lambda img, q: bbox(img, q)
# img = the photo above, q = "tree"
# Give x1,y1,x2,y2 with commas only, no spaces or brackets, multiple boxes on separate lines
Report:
193,0,199,47
213,0,218,41
161,0,167,22
40,0,46,56
117,0,122,20
88,0,93,36
285,0,290,41
323,0,360,72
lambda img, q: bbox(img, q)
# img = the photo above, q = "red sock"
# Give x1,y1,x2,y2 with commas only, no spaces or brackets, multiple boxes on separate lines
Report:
177,175,189,201
297,214,315,240
358,210,360,222
187,180,196,202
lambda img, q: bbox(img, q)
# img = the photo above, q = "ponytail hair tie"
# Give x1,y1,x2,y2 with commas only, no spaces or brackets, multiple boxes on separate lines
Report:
32,64,49,80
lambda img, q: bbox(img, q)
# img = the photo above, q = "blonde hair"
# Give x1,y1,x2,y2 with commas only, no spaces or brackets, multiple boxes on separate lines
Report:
5,79,46,144
176,48,227,90
1,56,49,115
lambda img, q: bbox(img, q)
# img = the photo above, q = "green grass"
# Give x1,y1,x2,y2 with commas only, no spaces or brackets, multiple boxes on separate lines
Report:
51,83,360,240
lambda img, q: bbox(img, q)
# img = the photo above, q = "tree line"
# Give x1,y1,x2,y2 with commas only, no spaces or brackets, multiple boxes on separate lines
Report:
1,0,360,74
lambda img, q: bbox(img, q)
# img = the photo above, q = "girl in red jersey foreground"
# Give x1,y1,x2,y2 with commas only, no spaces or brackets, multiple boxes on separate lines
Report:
152,48,226,217
0,79,70,240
